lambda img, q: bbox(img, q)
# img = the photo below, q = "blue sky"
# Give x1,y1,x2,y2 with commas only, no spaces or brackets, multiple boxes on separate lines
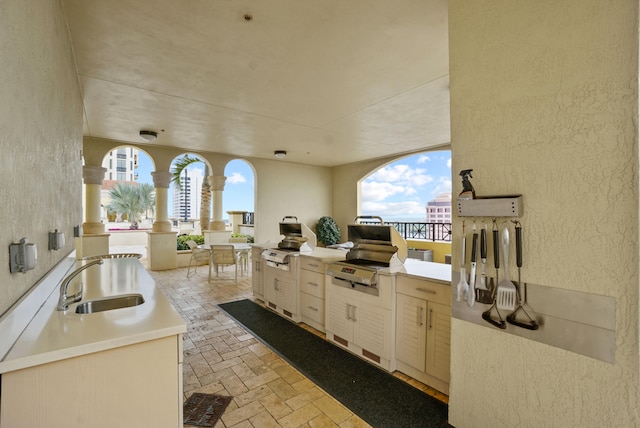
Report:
361,150,452,221
136,150,450,221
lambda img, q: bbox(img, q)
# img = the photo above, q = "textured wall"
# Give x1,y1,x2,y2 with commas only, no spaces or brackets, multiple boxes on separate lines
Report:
448,1,639,426
0,0,83,316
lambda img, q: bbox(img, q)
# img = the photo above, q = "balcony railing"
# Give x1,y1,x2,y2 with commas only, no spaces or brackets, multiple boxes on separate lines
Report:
239,213,450,242
360,220,452,242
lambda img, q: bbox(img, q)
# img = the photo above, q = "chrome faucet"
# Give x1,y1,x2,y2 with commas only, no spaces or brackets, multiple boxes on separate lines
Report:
57,259,103,311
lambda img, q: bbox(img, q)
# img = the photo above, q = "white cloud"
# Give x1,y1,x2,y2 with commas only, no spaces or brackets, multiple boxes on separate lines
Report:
417,155,430,164
362,200,426,217
361,181,407,202
365,164,434,188
226,172,246,184
447,158,452,169
432,176,452,197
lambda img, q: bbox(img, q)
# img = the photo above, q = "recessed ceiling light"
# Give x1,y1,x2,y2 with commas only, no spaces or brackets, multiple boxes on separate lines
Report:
274,150,287,159
139,130,157,142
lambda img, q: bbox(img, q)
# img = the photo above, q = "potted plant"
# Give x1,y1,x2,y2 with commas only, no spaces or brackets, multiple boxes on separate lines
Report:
316,216,341,246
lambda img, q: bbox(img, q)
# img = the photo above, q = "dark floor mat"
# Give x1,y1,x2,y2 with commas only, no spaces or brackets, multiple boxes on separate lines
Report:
218,299,451,428
183,393,232,427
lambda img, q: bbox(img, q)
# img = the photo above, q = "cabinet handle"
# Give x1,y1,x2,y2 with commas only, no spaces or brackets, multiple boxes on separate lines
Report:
352,305,357,322
419,306,424,326
416,287,436,295
274,278,279,290
308,282,318,287
346,303,352,320
429,308,433,330
308,305,318,312
308,263,319,268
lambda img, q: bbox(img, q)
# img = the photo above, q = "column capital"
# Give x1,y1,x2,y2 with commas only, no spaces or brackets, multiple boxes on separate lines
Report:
151,171,173,188
82,166,106,185
209,175,227,191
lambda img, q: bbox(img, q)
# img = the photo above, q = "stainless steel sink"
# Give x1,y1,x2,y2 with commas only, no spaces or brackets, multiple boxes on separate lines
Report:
75,294,145,314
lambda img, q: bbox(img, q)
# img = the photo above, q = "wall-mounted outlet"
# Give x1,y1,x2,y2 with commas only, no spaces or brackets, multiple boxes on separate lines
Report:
9,238,37,274
49,229,65,251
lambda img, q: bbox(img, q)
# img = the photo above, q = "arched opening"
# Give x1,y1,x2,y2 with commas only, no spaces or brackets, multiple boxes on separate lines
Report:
168,153,212,236
98,146,156,259
359,149,452,263
223,159,256,241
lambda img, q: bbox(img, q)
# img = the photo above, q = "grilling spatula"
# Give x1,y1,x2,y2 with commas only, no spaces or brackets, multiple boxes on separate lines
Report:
467,225,478,307
496,225,517,310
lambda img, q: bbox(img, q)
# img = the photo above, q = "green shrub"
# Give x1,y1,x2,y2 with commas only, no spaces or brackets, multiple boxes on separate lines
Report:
315,216,341,246
231,233,254,243
176,234,204,250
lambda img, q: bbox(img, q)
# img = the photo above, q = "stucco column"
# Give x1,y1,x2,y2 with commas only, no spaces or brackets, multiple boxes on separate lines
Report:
151,171,172,232
82,165,106,235
209,175,227,231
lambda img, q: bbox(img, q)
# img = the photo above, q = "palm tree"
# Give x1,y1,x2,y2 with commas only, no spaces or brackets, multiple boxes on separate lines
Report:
106,183,155,228
138,183,156,220
171,154,211,231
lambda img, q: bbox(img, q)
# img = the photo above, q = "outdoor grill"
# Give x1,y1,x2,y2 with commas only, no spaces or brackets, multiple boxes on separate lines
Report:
326,216,407,294
261,216,317,271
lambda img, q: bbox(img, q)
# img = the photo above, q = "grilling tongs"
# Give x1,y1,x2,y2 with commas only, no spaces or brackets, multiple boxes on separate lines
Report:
481,221,506,329
506,222,539,330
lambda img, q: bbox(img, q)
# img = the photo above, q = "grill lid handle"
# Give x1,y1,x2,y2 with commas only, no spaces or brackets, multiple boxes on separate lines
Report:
354,216,384,225
281,216,298,223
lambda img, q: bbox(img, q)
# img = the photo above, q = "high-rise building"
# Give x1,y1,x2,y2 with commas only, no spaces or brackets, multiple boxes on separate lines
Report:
102,147,139,181
171,168,204,221
426,192,451,223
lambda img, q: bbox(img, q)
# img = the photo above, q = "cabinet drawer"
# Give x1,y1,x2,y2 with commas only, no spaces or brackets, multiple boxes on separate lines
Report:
300,293,324,324
300,257,325,273
300,269,325,298
397,276,451,306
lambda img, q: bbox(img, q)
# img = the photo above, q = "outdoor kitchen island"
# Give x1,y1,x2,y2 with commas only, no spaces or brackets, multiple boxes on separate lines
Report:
0,256,186,428
252,242,452,395
326,258,451,394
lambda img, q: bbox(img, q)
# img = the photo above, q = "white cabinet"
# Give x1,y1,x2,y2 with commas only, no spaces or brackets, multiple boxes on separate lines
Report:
263,257,300,322
395,276,451,394
1,335,183,428
325,274,395,370
299,256,327,331
252,247,264,300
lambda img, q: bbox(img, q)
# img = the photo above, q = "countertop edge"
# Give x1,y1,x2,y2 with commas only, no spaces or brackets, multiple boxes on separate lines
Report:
0,324,186,373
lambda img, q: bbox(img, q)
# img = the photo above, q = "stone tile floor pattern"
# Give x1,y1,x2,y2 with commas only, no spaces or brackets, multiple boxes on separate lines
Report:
146,261,448,428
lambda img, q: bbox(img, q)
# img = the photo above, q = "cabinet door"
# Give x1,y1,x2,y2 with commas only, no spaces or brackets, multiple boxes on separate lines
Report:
396,293,427,371
325,293,353,342
276,274,297,315
252,255,264,298
353,303,392,359
426,301,451,383
263,267,277,304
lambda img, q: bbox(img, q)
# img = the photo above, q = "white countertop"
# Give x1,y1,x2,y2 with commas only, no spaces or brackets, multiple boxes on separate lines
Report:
0,258,186,373
298,247,347,262
385,258,452,284
254,242,347,261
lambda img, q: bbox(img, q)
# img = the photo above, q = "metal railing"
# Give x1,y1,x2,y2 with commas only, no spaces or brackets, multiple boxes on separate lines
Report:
360,221,452,242
240,213,449,242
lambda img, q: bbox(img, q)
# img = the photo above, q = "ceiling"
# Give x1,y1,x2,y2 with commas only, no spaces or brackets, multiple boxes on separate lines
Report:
62,0,450,167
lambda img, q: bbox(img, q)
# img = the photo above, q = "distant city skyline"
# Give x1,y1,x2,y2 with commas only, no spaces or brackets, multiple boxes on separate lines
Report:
134,150,451,221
